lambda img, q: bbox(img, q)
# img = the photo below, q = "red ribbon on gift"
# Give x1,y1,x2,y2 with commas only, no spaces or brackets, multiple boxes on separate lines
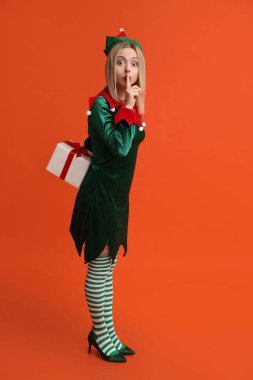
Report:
60,140,92,180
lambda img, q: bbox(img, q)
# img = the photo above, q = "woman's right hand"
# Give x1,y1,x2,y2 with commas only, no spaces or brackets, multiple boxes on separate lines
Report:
125,73,142,109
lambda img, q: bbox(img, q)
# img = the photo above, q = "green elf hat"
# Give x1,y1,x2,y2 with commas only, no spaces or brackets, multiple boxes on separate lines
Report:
103,28,143,56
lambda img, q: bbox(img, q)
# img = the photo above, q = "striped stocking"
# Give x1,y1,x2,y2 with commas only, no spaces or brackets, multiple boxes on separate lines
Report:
84,254,120,356
104,252,126,350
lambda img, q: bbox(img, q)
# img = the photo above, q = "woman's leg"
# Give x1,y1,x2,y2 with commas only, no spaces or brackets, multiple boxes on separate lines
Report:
104,251,126,350
96,244,125,348
84,252,120,356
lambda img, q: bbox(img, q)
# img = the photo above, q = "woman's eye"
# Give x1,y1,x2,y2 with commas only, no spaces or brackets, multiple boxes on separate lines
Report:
116,60,139,66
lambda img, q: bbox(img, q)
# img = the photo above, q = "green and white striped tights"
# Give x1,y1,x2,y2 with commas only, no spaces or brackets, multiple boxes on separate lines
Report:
85,251,126,356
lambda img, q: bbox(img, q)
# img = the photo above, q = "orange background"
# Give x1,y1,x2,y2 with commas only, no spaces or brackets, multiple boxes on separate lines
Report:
1,0,253,378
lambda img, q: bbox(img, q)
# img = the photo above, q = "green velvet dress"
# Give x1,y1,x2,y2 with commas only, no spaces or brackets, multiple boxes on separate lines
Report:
69,88,146,264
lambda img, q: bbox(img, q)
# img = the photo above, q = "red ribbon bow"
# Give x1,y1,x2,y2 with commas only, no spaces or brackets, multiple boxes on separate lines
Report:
60,140,92,180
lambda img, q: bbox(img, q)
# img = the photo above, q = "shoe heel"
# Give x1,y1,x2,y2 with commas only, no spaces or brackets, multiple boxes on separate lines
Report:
88,336,92,353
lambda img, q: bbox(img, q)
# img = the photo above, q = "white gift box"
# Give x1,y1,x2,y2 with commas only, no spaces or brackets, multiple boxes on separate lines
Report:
46,140,92,188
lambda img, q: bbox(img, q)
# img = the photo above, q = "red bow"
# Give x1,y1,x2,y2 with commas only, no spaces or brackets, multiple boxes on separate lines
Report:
60,140,92,180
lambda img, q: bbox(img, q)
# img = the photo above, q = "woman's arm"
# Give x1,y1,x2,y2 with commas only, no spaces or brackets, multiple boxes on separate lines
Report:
89,96,137,157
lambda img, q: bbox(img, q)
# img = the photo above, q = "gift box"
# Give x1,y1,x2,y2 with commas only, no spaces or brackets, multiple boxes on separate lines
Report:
46,140,92,188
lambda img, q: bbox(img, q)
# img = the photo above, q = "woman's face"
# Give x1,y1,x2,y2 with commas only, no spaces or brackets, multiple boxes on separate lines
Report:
115,47,139,90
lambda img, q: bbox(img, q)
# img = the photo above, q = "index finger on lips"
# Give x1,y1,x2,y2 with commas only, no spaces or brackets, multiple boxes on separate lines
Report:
126,73,131,89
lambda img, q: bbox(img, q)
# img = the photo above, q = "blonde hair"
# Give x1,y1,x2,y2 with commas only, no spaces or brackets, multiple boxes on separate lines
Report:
103,42,146,114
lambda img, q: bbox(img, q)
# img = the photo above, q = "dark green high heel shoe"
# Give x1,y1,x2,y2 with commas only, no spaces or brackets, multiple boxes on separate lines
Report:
88,330,127,362
118,344,135,355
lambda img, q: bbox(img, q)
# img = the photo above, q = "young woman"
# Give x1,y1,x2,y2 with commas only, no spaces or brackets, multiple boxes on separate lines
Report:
69,29,146,363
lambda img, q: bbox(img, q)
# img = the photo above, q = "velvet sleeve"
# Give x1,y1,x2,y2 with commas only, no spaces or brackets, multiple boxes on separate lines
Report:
83,136,92,151
89,96,136,157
